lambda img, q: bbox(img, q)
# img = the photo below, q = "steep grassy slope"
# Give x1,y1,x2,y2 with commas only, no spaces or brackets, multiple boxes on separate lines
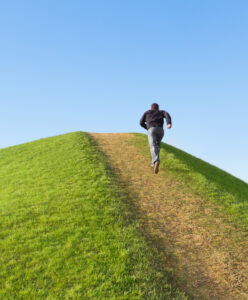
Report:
132,133,248,227
0,132,186,299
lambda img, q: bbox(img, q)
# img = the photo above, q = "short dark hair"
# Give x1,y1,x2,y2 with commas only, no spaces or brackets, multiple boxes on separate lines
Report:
151,103,159,110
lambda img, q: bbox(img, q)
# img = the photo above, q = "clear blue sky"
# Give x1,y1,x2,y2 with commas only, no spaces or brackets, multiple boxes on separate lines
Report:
1,1,247,183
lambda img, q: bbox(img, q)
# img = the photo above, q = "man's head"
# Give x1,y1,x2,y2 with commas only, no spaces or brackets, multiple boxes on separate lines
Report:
151,103,159,110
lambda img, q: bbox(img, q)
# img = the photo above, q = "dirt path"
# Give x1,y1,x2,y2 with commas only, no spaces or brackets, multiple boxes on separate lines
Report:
90,133,248,300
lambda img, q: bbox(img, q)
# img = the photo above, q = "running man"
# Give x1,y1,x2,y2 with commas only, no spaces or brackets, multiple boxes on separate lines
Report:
140,103,172,174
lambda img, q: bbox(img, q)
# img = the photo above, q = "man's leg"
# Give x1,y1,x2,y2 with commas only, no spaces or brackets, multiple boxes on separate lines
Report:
153,128,164,173
148,127,164,166
155,127,164,161
148,127,157,164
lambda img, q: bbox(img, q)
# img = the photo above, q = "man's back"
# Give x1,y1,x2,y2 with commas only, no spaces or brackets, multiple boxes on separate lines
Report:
140,109,171,130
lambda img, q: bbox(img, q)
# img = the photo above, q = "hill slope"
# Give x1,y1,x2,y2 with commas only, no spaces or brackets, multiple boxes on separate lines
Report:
0,132,186,299
1,131,248,299
91,132,248,300
132,133,248,227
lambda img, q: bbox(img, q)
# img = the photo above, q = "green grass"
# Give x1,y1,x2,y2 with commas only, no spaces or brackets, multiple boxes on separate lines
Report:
0,132,187,299
132,133,248,228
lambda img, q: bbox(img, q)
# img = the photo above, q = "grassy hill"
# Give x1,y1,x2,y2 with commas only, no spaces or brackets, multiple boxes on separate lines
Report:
132,133,248,228
0,132,186,299
1,131,247,299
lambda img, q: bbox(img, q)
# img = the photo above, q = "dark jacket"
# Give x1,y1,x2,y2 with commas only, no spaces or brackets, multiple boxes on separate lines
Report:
140,109,172,130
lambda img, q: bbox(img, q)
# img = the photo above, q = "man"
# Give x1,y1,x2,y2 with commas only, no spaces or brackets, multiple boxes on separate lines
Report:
140,103,172,174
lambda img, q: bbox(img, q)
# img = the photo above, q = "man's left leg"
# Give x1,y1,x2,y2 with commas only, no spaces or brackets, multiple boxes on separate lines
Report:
148,127,157,165
150,127,164,173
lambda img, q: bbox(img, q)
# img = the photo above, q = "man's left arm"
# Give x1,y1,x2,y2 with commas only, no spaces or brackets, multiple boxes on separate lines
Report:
140,112,147,130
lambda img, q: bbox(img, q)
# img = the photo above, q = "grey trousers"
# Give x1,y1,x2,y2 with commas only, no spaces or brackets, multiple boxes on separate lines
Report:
148,127,164,164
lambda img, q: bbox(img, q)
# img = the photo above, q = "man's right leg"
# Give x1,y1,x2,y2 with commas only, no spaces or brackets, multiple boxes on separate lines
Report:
153,127,164,173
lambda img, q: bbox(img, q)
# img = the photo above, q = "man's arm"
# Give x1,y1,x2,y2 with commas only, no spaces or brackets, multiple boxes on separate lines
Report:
140,112,147,130
163,111,172,128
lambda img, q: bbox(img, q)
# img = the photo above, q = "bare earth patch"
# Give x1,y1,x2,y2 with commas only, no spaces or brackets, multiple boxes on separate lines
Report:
90,133,248,300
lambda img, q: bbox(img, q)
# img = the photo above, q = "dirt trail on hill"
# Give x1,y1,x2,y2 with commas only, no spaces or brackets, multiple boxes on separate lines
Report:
90,133,248,300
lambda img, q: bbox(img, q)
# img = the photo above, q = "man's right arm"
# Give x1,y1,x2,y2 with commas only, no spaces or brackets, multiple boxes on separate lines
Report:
140,112,147,130
163,111,172,128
